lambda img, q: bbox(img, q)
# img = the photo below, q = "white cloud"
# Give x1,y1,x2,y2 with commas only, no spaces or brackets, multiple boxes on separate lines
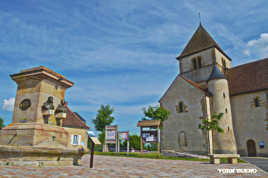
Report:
2,98,15,112
243,49,250,56
247,33,268,46
245,33,268,58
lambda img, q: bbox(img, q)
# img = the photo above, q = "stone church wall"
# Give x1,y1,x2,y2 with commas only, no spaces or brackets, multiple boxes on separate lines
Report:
179,48,214,83
231,90,268,156
160,76,208,154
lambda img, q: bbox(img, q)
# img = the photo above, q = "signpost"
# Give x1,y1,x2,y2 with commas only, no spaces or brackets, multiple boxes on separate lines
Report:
87,131,101,168
105,125,118,152
137,120,161,153
119,131,129,153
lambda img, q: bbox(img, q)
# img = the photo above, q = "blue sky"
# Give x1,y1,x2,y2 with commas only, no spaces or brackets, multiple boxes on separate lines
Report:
0,0,268,134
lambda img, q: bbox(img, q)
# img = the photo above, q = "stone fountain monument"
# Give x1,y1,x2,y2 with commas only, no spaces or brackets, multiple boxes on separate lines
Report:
0,66,87,166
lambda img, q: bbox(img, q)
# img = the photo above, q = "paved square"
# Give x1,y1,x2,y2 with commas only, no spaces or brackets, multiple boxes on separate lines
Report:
0,155,267,177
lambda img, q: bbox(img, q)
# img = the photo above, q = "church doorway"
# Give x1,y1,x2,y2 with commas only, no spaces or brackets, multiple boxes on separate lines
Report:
247,139,257,157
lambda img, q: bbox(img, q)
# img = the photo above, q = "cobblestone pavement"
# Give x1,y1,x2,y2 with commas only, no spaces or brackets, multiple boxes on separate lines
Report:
0,155,267,178
242,157,268,172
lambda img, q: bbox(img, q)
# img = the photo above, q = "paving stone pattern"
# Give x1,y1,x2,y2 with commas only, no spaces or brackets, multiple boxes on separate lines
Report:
0,155,267,178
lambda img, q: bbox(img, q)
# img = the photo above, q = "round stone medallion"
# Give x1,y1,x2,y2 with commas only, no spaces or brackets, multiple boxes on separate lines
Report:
19,99,31,111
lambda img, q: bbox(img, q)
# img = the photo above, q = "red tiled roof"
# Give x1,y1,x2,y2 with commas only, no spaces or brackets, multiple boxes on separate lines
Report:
62,104,89,130
227,58,268,96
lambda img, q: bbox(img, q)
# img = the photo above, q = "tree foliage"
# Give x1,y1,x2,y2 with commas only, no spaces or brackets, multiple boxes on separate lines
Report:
98,131,105,144
142,105,170,123
0,117,4,129
199,112,224,133
92,104,115,132
128,134,140,150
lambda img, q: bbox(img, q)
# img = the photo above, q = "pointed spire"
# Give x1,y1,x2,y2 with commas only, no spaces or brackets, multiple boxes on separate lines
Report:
177,24,231,61
198,12,202,25
208,65,225,81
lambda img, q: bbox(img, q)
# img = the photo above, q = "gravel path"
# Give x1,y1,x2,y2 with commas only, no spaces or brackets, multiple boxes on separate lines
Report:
0,155,267,177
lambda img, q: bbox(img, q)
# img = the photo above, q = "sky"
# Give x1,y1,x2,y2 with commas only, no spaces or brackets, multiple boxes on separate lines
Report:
0,0,268,134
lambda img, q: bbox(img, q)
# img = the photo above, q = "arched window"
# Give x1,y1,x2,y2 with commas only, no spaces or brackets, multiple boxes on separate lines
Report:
222,58,227,71
176,101,187,113
192,58,197,70
254,97,260,107
197,56,202,68
179,102,183,112
192,56,202,70
176,102,184,113
178,131,187,147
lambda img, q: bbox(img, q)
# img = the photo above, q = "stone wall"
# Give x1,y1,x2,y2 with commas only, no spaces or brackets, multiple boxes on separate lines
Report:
214,48,231,70
64,127,89,151
179,48,214,83
208,78,237,154
12,79,41,123
160,76,208,154
231,90,268,156
12,78,66,126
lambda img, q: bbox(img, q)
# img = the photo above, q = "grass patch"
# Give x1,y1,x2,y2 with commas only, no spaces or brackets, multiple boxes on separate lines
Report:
94,152,209,161
220,158,247,163
94,152,247,163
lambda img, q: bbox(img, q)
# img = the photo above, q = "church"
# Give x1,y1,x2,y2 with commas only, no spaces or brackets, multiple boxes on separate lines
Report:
160,24,268,157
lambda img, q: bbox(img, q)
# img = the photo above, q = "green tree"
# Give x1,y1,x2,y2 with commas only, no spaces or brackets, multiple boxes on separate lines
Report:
0,117,4,129
199,112,224,154
98,131,105,145
199,113,224,133
92,105,115,151
92,104,115,133
127,134,140,150
142,105,170,126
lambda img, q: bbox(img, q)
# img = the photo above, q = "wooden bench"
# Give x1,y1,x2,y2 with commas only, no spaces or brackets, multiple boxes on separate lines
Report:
209,154,240,164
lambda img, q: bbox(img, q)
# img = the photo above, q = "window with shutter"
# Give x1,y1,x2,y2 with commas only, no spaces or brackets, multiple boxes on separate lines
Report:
72,135,79,145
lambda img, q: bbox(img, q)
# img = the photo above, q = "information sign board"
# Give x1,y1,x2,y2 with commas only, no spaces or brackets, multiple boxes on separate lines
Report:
105,125,118,143
119,132,129,141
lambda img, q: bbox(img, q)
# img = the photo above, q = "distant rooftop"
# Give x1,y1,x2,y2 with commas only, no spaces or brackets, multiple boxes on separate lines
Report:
63,105,89,130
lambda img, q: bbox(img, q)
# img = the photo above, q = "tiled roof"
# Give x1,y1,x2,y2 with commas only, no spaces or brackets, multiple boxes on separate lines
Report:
227,58,268,96
208,65,225,80
177,24,231,61
137,120,161,127
74,112,86,122
62,104,90,130
180,75,212,96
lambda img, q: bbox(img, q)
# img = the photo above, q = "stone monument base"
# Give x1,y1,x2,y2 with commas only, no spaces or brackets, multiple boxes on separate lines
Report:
0,145,87,167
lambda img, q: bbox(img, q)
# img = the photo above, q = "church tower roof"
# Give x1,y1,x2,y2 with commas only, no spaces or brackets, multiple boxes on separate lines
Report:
177,24,231,61
208,65,225,81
